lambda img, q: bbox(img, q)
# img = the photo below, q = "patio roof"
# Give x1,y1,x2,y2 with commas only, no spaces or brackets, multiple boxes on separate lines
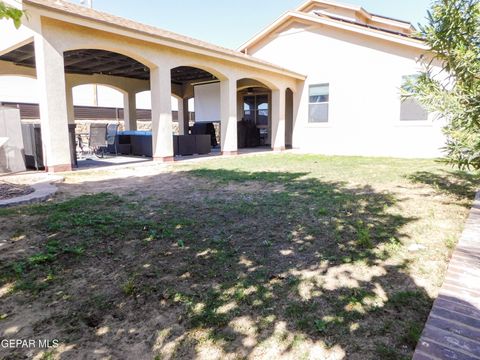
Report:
21,0,306,81
0,44,217,84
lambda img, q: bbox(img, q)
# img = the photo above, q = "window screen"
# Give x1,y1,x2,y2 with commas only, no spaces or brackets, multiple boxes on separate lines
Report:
401,75,428,121
309,84,329,123
400,98,428,121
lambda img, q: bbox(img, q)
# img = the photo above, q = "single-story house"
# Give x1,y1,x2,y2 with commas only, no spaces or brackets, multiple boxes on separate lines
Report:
0,0,443,172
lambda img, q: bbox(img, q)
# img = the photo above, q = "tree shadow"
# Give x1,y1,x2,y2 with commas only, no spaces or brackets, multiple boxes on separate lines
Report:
0,167,459,359
407,169,479,201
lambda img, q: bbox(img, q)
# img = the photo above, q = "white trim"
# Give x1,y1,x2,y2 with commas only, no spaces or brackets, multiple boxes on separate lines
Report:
308,83,330,125
394,121,433,128
238,11,293,52
297,0,366,16
370,15,414,31
297,1,413,30
238,10,427,53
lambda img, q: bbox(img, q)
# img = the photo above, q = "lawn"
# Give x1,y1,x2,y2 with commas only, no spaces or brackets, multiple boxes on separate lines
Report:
0,154,477,359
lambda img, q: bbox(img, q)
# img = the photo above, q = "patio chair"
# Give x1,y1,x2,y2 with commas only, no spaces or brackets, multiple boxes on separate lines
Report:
76,134,86,159
88,123,108,158
106,123,119,156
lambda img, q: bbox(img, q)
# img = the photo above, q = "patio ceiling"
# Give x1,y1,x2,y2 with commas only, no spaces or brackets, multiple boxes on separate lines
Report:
0,43,217,84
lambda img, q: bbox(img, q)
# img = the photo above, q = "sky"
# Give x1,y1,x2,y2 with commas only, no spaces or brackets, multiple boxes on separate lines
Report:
72,0,434,50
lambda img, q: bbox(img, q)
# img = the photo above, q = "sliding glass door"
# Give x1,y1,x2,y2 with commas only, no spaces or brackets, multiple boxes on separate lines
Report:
243,94,269,127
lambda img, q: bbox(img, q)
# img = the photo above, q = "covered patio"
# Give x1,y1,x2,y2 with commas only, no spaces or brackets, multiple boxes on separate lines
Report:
0,0,304,173
73,147,279,172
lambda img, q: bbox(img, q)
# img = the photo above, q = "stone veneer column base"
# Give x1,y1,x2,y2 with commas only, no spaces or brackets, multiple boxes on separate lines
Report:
45,164,72,173
153,156,175,163
221,151,238,156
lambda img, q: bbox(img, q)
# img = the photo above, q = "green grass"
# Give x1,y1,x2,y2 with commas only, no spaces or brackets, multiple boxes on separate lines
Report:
0,154,476,359
182,154,457,184
375,343,408,360
402,321,424,348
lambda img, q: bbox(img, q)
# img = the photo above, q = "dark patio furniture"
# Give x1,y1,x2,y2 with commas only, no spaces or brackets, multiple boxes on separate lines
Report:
22,123,77,169
107,131,152,157
195,135,211,154
191,122,218,147
130,132,152,157
176,135,196,156
21,123,44,170
106,132,211,158
107,134,131,155
237,120,261,148
173,135,211,156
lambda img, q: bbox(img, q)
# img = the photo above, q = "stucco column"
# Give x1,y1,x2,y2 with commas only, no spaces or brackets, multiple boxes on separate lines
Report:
177,97,184,135
178,97,190,135
34,34,72,172
65,80,75,125
183,98,190,135
150,66,174,161
291,87,302,149
123,91,137,131
271,88,286,151
220,78,237,155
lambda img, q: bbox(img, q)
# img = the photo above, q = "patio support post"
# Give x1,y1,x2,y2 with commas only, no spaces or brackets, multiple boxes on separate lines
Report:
177,97,184,135
123,91,137,131
183,98,190,135
291,88,302,149
34,33,72,172
220,78,238,155
65,79,75,125
151,66,174,161
271,87,286,151
178,97,189,135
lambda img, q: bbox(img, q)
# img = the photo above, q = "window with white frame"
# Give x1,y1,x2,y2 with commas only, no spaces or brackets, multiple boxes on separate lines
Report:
309,84,329,123
400,75,428,121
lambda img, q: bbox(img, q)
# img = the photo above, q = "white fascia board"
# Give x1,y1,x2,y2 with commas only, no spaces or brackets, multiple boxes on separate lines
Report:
240,11,428,53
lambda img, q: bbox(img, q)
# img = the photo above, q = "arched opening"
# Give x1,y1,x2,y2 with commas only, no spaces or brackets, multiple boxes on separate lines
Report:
170,66,221,154
0,75,39,108
0,75,40,173
72,84,125,108
134,91,183,134
237,78,273,148
285,88,294,149
171,94,184,136
63,49,154,163
70,84,126,155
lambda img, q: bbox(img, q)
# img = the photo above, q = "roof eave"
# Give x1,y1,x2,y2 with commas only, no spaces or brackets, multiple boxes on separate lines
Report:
237,11,296,52
239,11,427,53
22,0,306,81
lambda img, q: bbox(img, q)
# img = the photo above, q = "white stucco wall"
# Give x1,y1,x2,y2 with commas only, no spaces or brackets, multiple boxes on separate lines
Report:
249,22,446,158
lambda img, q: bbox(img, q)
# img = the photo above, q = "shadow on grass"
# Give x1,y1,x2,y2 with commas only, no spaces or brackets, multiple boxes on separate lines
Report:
0,168,450,359
408,169,480,200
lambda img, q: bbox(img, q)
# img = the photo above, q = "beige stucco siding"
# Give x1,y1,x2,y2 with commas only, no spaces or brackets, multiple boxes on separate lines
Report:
248,23,446,158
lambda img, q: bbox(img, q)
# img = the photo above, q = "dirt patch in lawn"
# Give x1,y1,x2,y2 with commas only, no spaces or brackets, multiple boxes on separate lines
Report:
0,155,476,359
0,181,34,200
